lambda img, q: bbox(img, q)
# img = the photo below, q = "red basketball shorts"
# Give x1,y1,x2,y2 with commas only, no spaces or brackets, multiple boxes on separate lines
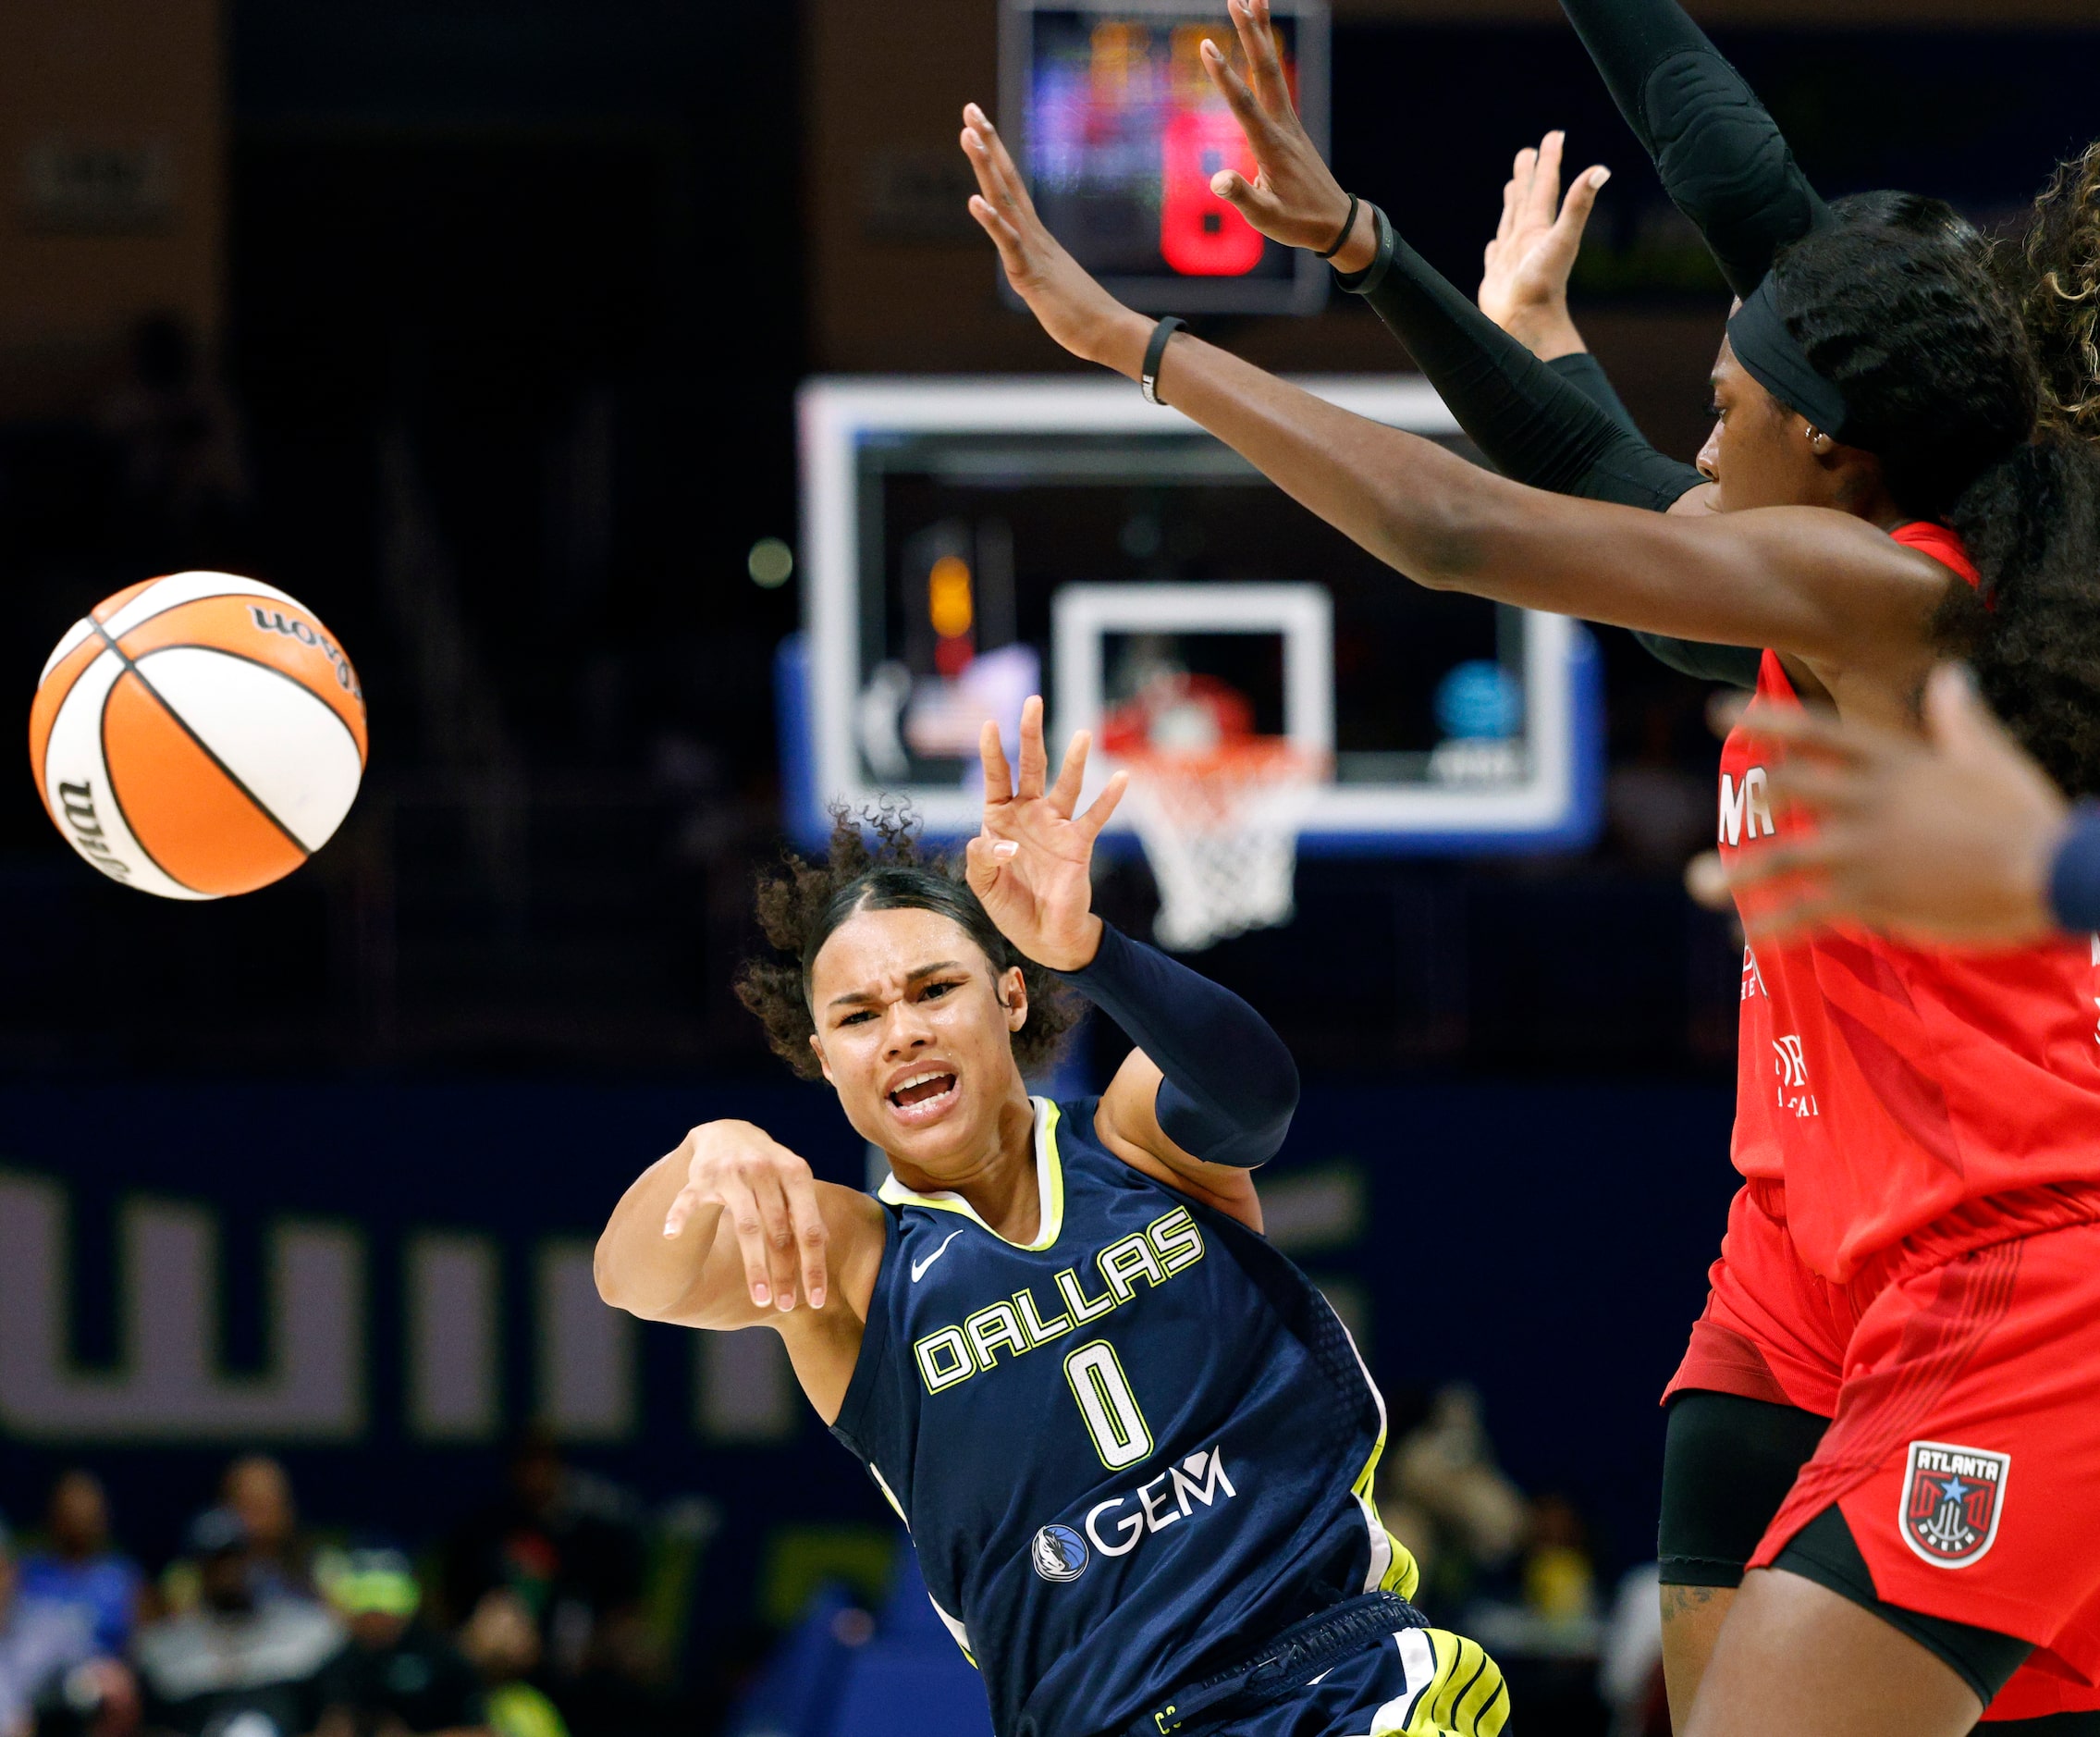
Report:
1750,1216,2100,1688
1668,1184,2100,1706
1664,1179,1848,1418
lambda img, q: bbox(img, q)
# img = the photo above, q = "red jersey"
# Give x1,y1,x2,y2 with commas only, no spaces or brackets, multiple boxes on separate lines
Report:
1721,523,2100,1283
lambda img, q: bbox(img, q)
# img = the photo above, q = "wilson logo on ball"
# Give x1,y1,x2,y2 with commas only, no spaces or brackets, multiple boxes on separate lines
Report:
29,573,368,900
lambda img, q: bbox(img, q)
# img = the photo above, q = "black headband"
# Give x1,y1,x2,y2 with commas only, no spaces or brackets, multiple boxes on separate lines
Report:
1725,276,1851,441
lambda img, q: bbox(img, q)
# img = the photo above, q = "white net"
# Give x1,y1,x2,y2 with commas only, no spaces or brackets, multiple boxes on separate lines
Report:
1117,743,1320,953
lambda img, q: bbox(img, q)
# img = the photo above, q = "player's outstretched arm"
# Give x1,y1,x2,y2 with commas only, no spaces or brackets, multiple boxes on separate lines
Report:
964,701,1295,1213
959,105,1934,694
1197,3,1679,508
1560,0,1826,298
1204,7,1757,689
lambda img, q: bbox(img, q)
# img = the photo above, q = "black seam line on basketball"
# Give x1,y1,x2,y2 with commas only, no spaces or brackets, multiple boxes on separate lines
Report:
92,585,298,647
131,642,366,768
92,659,202,894
85,618,313,858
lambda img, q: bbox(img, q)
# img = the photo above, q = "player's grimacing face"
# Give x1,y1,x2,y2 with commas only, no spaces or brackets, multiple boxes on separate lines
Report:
806,905,1028,1167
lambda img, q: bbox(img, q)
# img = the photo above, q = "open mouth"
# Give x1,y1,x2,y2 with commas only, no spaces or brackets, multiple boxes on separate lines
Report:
887,1069,960,1122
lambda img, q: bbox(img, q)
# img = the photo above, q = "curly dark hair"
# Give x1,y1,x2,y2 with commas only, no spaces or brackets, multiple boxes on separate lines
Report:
1766,209,2100,796
2012,142,2100,440
733,803,1082,1082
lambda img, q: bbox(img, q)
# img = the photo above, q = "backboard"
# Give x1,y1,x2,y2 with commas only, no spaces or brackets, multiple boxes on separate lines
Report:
781,376,1603,856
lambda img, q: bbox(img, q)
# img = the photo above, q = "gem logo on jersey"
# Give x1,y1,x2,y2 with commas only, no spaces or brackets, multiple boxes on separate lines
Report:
1900,1441,2009,1568
1031,1524,1089,1583
1084,1445,1237,1559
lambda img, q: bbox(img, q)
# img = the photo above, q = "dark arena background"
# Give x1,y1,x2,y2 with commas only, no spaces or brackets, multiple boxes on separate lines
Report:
1,3,2094,1735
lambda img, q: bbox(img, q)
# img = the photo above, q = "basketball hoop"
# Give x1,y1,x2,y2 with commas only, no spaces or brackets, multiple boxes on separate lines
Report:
1111,733,1323,953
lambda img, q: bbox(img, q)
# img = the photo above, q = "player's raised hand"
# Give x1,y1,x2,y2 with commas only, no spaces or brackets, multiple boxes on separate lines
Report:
960,105,1151,377
966,696,1128,971
1201,0,1371,269
1685,666,2069,946
1479,131,1609,360
661,1120,830,1314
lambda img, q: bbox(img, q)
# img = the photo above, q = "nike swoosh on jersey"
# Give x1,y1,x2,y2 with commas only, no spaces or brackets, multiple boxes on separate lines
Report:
911,1228,965,1283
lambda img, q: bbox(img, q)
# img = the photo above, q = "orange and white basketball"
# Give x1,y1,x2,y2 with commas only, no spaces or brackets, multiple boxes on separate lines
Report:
29,573,367,899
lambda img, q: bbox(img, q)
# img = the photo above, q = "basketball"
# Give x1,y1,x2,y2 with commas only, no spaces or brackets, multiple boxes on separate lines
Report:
29,572,368,900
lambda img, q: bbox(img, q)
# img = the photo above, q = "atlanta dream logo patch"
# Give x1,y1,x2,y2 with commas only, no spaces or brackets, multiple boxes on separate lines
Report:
1900,1441,2009,1568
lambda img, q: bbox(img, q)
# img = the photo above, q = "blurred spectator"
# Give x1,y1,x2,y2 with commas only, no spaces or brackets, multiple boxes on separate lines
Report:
311,1546,487,1737
221,1460,317,1607
1605,697,1713,871
132,1509,338,1737
0,1514,136,1737
458,1595,566,1737
18,1473,143,1658
1597,1563,1669,1737
1522,1494,1600,1627
1378,1385,1527,1614
97,313,250,564
438,1435,645,1691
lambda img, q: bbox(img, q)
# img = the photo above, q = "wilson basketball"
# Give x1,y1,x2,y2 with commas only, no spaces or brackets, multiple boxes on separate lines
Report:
29,573,368,899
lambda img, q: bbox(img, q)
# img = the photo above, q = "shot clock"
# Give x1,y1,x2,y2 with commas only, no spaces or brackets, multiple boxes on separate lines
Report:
999,0,1332,315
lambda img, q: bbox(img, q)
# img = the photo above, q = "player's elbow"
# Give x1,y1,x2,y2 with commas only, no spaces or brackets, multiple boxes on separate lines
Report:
592,1233,632,1312
593,1228,664,1320
1374,486,1492,591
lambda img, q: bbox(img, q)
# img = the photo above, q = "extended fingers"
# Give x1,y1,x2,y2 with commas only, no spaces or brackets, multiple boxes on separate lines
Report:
1234,0,1294,115
1509,146,1539,225
1554,164,1610,243
751,1170,804,1312
716,1173,779,1309
1529,130,1566,228
980,717,1015,806
1760,758,1876,819
781,1172,830,1311
963,105,1036,221
1015,695,1050,798
1199,35,1267,138
1075,769,1130,842
1047,727,1090,816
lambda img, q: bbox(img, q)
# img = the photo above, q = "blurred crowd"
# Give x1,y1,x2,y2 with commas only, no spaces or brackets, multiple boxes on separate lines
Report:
1376,1385,1668,1737
0,1435,690,1737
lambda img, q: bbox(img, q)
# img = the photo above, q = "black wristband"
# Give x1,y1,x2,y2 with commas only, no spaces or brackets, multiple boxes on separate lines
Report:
1140,316,1186,407
1314,191,1360,261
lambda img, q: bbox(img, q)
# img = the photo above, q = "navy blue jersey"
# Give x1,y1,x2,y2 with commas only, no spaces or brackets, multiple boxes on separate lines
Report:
829,1098,1412,1737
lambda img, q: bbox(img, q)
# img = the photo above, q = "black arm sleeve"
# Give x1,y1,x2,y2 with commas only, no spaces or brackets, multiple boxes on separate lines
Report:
1560,0,1826,298
1546,351,1640,435
1345,216,1761,687
1341,209,1703,513
1057,922,1298,1168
